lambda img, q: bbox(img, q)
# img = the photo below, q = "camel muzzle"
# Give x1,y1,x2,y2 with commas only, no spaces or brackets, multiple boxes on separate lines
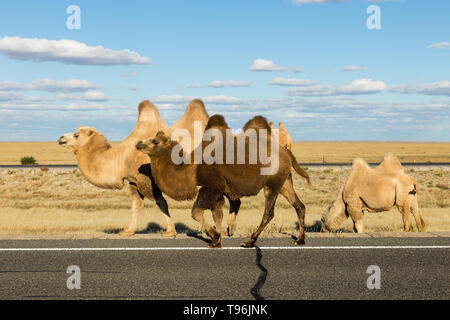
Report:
135,141,145,151
58,136,67,145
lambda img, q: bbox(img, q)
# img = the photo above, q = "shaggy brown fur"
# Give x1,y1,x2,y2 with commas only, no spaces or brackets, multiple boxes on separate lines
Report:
321,153,425,233
137,114,311,248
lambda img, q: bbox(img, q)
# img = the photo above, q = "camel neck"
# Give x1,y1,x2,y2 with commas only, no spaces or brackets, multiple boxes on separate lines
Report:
150,152,198,201
76,138,126,189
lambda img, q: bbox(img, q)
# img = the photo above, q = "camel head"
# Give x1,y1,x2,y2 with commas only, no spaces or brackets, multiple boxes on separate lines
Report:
136,131,177,158
320,185,347,232
58,125,99,153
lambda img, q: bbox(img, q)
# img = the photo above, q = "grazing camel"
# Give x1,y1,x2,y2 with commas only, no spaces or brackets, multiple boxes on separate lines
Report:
321,154,425,233
136,114,311,248
58,99,212,236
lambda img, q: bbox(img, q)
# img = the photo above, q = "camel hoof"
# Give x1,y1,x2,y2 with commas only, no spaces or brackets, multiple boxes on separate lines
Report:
119,230,135,236
295,239,305,246
222,227,234,237
241,241,255,248
208,242,222,249
162,230,177,237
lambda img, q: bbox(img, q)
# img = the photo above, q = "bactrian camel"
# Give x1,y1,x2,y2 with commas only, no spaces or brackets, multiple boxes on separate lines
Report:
136,114,311,248
321,153,425,233
58,99,216,236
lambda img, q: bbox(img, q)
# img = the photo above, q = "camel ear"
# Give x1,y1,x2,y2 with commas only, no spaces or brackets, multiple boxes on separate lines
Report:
79,126,96,136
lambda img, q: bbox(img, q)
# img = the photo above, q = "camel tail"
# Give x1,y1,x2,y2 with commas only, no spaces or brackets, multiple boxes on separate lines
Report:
285,149,311,188
409,178,419,194
413,179,419,194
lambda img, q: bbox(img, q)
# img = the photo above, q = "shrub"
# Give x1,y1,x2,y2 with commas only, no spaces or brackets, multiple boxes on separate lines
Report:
20,156,37,165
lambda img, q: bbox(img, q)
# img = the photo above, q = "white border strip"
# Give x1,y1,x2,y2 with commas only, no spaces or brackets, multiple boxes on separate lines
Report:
0,245,449,251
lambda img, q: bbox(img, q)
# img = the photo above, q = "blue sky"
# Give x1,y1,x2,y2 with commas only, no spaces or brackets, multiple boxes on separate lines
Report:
0,0,449,141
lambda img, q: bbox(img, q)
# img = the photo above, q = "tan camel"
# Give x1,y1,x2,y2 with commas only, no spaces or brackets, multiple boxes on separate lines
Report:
58,99,211,236
321,154,425,233
136,114,311,248
269,121,292,150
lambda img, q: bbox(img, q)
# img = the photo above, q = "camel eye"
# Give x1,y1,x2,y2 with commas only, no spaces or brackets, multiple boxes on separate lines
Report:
74,133,79,138
152,139,159,145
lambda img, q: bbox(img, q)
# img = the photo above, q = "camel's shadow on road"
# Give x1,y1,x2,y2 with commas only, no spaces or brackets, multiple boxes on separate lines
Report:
104,222,203,237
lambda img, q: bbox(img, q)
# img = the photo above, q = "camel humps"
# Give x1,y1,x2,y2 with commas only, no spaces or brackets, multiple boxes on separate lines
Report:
57,99,211,236
269,121,292,150
136,114,310,248
321,153,425,233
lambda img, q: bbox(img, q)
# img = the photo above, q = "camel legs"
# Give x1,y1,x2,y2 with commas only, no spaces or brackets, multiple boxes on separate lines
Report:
346,198,364,233
152,181,176,237
155,195,176,237
410,195,425,232
191,190,223,248
242,187,278,248
120,183,144,236
225,197,241,237
280,176,306,245
212,198,225,239
397,201,412,232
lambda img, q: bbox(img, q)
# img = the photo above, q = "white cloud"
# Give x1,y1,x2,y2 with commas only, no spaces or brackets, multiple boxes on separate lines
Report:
0,36,151,65
187,80,252,88
287,79,387,96
391,81,450,96
151,94,253,106
427,42,450,49
269,77,315,86
286,84,335,96
0,79,99,92
0,102,120,111
186,84,205,88
203,95,250,105
249,59,303,72
153,95,195,104
343,65,368,71
249,58,289,72
58,91,109,101
154,103,185,110
207,80,251,88
0,92,22,101
338,79,387,94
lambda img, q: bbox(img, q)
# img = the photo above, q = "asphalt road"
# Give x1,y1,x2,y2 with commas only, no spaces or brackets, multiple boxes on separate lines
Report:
0,237,448,300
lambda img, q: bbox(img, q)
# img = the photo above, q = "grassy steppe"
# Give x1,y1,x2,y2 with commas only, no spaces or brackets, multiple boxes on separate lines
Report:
0,167,448,236
0,141,449,165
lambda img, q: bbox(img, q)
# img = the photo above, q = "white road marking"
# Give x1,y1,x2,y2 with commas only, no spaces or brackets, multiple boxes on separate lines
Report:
0,246,448,251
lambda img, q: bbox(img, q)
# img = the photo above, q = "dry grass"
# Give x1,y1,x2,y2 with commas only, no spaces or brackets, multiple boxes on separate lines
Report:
1,141,449,165
0,167,448,236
